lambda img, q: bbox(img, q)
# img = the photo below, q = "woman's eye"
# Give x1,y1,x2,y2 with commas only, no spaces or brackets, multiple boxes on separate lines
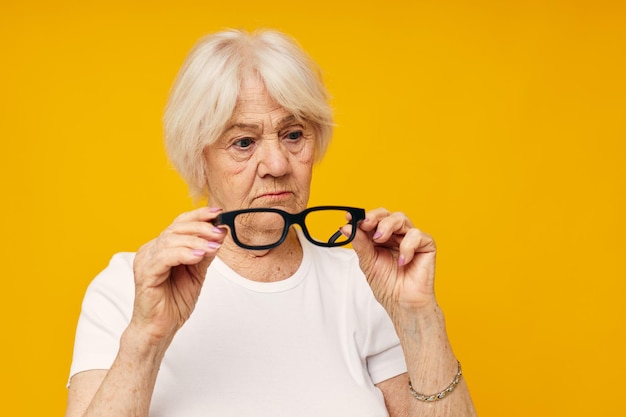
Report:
234,138,253,148
285,131,303,140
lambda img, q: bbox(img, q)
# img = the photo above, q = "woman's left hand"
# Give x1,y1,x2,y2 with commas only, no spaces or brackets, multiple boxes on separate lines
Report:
348,208,438,319
349,208,477,417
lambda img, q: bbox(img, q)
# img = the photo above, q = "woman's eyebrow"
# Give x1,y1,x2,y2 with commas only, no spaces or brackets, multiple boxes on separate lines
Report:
222,121,262,133
222,115,301,135
274,115,301,129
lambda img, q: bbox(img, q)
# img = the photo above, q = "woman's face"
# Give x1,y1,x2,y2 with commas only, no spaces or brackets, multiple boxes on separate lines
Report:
204,76,316,214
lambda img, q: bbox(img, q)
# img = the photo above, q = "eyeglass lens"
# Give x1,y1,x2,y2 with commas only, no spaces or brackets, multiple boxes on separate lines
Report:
231,208,353,248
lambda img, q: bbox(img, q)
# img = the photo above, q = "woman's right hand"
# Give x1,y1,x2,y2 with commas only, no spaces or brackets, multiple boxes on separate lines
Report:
130,206,226,345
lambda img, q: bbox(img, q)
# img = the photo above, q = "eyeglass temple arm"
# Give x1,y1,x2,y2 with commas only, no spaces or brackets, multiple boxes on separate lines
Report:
328,220,355,244
328,229,343,244
329,213,365,243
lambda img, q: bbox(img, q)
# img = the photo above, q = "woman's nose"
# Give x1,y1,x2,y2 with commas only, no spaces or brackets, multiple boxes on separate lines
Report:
257,139,290,178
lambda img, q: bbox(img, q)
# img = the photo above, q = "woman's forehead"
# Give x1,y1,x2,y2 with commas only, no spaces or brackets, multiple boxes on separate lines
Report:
224,75,306,132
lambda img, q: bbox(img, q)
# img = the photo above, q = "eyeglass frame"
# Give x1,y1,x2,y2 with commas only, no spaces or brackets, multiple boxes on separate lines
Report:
212,205,366,250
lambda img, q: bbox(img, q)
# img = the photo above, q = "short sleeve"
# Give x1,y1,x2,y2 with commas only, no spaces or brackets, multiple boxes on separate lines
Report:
346,258,407,385
68,253,136,385
363,295,407,384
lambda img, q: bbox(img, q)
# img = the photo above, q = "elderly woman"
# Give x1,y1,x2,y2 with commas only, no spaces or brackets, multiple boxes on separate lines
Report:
65,29,476,417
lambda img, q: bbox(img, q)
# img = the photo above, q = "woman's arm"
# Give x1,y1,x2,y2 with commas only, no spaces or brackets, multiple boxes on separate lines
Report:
390,306,476,416
65,207,226,417
350,208,477,417
65,325,169,417
66,371,107,417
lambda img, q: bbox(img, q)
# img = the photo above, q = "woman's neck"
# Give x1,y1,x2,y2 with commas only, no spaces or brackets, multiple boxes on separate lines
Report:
216,228,303,282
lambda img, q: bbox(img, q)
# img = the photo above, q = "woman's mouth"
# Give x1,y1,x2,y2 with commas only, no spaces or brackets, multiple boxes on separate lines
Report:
261,191,293,199
257,191,293,201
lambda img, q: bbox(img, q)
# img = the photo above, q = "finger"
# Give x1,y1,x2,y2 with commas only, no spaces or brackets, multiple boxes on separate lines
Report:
341,224,377,277
163,221,226,240
161,222,227,257
369,211,413,244
157,233,224,255
136,224,226,283
398,227,436,266
135,241,214,286
358,208,391,233
173,206,223,223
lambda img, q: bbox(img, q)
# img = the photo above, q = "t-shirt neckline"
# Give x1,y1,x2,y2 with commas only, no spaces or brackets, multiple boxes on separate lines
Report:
210,229,313,293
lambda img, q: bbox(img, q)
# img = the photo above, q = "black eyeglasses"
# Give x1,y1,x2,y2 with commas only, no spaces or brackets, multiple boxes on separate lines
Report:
213,205,366,250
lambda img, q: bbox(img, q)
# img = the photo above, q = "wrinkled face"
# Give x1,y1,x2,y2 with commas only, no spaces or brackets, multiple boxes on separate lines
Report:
204,76,316,215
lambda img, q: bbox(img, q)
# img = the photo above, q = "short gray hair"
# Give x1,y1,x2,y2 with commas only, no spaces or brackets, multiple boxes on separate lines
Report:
163,29,334,199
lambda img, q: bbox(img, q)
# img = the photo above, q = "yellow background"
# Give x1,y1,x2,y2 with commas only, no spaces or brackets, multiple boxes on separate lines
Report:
2,1,624,416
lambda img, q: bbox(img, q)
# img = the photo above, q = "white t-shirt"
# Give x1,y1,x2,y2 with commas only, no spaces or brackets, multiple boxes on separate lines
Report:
69,233,407,416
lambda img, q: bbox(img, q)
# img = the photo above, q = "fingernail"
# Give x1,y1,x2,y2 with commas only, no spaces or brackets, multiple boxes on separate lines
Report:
398,255,405,266
212,226,225,234
192,249,206,257
209,207,222,213
373,231,383,240
207,241,221,249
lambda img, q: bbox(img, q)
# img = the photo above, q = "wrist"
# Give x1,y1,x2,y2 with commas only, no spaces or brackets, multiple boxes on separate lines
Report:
392,304,452,365
393,301,444,332
120,321,173,364
393,307,460,399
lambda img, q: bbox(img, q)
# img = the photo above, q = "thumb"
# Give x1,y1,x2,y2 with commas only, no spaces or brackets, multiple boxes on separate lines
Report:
343,224,377,277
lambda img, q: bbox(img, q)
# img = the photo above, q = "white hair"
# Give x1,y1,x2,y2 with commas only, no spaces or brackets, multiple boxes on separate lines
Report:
163,29,334,199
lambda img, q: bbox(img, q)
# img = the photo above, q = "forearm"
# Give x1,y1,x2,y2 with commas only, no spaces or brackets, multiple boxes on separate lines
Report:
395,305,476,417
80,324,172,417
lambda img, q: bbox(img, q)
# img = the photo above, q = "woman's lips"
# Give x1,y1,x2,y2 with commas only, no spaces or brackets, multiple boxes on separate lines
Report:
255,191,293,202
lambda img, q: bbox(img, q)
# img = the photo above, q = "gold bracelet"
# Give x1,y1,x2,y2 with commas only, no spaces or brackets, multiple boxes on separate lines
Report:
408,360,462,402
